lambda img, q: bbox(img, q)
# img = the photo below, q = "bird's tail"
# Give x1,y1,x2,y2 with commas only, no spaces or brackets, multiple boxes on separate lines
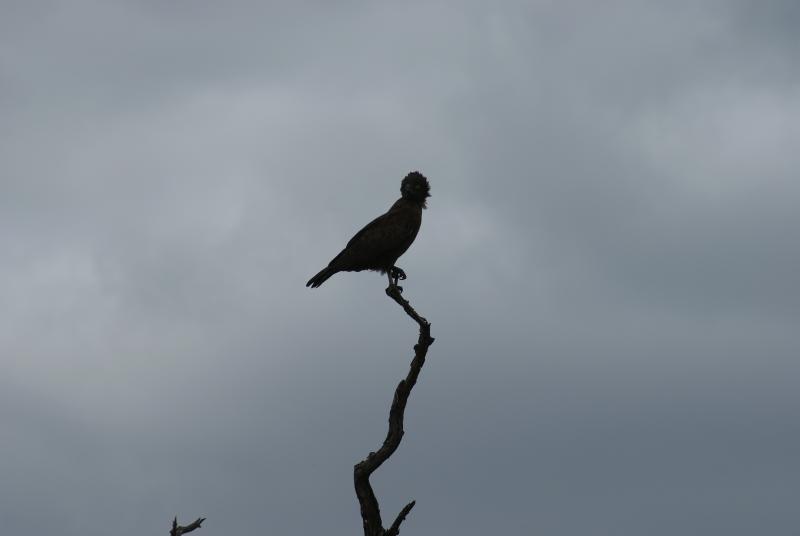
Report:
306,266,336,288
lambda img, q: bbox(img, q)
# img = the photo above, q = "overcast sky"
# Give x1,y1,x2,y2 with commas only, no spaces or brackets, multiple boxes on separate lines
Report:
2,1,799,535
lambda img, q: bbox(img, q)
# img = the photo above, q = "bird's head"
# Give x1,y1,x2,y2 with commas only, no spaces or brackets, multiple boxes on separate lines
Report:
400,171,431,208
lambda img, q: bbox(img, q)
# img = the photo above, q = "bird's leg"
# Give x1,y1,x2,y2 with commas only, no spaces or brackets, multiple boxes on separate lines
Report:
387,267,404,293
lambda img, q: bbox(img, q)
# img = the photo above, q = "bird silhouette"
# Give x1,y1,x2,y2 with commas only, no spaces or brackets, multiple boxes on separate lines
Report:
306,171,430,290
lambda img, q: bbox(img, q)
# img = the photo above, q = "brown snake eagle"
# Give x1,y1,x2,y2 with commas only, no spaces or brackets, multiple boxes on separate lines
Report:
306,171,430,290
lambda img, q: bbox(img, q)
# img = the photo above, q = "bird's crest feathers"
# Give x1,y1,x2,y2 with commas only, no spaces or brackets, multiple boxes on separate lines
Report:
401,171,431,208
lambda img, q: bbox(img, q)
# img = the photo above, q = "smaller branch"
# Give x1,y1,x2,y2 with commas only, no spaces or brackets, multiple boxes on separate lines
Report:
386,500,416,536
170,516,205,536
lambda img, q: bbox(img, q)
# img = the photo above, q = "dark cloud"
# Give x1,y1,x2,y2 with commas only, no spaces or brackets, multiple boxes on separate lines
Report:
2,1,798,535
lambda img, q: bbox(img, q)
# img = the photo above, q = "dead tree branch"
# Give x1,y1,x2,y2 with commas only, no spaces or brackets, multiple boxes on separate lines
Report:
170,516,205,536
353,285,435,536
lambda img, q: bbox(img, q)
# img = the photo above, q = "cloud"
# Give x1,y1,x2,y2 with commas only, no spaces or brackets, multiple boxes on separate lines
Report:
1,1,798,535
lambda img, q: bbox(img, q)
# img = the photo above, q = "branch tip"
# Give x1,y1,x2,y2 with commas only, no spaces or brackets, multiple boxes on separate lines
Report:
170,516,205,536
387,500,417,536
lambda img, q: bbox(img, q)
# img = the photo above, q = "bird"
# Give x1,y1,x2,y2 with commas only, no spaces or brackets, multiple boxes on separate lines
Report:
306,171,430,290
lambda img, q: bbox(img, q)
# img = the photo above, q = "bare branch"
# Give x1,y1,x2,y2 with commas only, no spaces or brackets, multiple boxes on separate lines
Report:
170,516,205,536
353,284,435,536
386,500,416,536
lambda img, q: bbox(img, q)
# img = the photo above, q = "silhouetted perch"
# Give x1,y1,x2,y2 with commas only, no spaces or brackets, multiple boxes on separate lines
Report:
353,285,434,536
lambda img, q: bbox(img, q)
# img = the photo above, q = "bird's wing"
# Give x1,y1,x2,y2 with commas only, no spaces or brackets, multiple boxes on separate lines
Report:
347,210,414,252
327,210,413,270
346,212,394,249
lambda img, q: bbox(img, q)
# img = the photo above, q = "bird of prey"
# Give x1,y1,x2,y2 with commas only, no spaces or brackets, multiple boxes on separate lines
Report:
306,171,431,290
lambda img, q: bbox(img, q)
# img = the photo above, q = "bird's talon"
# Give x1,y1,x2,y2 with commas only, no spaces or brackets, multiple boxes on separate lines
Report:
390,267,407,281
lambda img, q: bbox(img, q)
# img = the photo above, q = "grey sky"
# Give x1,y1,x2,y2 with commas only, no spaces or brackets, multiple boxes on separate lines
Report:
1,1,798,534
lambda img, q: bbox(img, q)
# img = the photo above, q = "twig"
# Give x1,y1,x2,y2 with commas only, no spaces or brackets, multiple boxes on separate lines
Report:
353,285,435,536
170,516,205,536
